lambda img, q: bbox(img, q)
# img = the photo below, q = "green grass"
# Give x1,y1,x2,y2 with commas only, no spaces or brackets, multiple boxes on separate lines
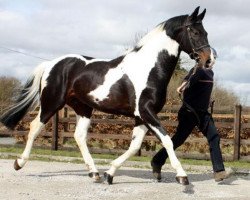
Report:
1,146,250,169
0,146,148,162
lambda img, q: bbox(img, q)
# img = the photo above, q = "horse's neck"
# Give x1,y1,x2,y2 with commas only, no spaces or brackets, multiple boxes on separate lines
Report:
156,50,180,84
124,31,179,65
121,32,180,83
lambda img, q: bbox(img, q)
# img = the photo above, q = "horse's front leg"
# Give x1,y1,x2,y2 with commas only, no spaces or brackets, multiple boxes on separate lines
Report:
104,123,148,184
140,106,189,185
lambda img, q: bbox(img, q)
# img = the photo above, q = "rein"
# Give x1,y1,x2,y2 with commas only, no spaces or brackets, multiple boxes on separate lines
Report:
177,19,211,125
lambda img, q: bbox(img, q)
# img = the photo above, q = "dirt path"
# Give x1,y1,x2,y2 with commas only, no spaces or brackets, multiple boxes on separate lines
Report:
0,159,249,200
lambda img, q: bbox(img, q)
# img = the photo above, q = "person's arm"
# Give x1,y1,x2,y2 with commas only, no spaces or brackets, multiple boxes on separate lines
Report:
177,81,188,94
177,67,195,94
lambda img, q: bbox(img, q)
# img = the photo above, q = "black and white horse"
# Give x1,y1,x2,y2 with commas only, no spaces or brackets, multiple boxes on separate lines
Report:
1,7,213,185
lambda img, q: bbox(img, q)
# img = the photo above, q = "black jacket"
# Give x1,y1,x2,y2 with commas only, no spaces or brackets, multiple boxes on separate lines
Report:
183,67,214,111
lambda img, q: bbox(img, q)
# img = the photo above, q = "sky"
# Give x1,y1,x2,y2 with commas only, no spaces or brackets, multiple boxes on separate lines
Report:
0,0,250,105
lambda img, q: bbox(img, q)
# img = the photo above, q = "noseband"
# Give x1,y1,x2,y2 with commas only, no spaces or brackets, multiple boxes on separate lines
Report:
184,22,210,62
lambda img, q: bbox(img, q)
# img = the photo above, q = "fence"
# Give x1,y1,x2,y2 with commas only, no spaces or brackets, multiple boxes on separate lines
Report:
0,104,250,161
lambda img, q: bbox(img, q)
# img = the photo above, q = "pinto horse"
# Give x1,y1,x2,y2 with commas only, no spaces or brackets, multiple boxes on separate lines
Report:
1,7,213,185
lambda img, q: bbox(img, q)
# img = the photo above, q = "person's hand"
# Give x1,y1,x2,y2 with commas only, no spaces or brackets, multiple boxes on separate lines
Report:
176,81,187,94
177,85,184,94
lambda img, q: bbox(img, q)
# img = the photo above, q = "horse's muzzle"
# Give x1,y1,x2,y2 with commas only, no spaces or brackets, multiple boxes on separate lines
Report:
194,47,212,67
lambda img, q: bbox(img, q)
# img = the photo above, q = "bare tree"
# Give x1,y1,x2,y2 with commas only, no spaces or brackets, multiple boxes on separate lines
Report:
0,76,21,104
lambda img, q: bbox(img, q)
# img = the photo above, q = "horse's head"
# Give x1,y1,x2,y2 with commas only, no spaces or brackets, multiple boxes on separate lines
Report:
177,7,213,68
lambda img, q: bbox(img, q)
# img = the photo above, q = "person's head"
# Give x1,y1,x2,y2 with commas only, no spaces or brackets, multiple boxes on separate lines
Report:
205,47,217,68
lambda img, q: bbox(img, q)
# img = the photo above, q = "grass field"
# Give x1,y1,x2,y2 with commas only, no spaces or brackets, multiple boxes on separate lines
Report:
1,146,250,170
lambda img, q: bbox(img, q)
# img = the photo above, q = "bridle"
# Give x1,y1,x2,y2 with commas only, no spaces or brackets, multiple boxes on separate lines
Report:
183,21,210,62
178,21,211,127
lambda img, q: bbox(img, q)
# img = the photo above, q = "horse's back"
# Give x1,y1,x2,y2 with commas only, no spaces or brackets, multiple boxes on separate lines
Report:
40,54,135,116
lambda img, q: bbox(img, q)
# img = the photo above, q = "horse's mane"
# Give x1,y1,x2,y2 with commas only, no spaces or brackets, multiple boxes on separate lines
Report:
162,15,188,37
127,14,188,53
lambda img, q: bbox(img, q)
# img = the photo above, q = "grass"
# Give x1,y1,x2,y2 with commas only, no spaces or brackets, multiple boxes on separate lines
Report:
0,146,145,161
1,146,250,170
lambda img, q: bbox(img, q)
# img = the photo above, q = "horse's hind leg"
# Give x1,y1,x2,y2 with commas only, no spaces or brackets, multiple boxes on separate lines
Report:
14,109,44,170
68,101,100,181
15,83,66,170
104,123,148,184
74,115,100,181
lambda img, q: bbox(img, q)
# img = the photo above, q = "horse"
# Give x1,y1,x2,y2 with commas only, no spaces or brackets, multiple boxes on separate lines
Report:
0,7,213,185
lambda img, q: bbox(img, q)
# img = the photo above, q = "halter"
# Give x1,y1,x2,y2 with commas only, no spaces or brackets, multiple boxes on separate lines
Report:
177,22,211,125
184,22,210,62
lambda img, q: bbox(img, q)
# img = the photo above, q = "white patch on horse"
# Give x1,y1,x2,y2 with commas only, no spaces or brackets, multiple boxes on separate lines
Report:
123,26,179,116
41,54,85,89
88,25,179,114
41,54,109,91
89,67,124,102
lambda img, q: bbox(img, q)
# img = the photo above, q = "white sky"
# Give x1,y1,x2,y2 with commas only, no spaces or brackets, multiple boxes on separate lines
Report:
0,0,250,105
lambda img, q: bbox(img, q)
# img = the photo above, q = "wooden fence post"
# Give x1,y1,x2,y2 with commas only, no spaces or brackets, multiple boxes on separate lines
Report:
52,112,59,151
233,104,242,160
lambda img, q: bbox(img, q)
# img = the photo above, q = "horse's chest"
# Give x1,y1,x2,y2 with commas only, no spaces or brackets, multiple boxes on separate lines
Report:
88,54,158,116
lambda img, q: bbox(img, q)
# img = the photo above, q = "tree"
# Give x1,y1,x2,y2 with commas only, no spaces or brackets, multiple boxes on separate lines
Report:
211,83,239,107
167,58,188,104
0,76,21,104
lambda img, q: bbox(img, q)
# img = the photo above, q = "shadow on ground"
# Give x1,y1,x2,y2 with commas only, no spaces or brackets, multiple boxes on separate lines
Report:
26,166,249,185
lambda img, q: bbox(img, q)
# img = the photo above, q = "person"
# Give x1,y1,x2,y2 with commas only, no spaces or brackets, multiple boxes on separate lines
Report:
151,48,230,182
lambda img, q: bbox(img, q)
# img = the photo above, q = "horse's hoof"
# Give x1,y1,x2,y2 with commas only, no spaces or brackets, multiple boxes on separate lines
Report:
153,172,162,182
176,176,189,185
104,172,113,185
151,161,162,182
88,172,102,183
14,160,22,171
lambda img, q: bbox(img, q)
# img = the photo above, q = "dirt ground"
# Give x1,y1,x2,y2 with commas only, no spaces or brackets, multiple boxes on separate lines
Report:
0,159,249,200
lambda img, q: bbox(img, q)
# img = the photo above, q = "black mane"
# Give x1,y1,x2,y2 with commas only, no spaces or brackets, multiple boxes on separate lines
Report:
131,15,188,52
162,15,188,38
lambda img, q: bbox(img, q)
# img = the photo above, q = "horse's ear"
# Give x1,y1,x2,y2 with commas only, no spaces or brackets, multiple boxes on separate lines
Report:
197,9,206,22
189,6,200,21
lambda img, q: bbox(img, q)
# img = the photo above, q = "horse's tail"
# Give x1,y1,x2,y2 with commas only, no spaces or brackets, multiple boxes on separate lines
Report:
0,62,47,130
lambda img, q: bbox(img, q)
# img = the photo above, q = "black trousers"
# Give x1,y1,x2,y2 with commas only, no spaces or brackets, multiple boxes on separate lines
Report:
152,106,225,172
